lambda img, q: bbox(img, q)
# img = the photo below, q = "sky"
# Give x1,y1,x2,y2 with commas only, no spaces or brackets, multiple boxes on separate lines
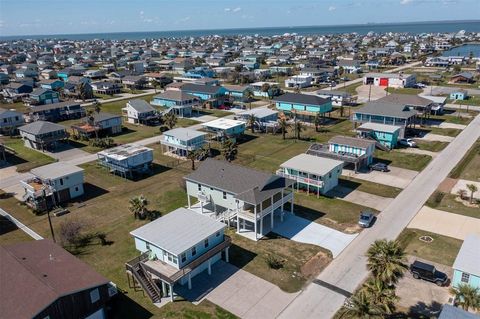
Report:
0,0,479,36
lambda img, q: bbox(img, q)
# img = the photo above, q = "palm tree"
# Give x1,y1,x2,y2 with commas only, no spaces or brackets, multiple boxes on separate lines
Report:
86,109,99,139
247,114,257,133
366,239,408,285
187,149,200,170
360,278,398,315
93,99,101,114
278,118,290,140
221,139,238,162
314,113,322,132
163,112,177,130
450,284,480,311
338,291,383,319
294,119,304,140
151,79,160,93
245,90,254,110
466,183,478,204
129,195,148,219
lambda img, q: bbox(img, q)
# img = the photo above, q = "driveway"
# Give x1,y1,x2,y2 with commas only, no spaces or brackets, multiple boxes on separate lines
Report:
355,84,387,103
418,133,455,143
44,142,91,161
273,213,357,258
342,166,418,189
451,179,480,200
424,120,467,130
396,256,452,317
176,261,298,319
407,206,480,240
327,186,394,211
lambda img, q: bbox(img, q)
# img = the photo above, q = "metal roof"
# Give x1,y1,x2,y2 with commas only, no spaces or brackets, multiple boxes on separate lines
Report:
453,234,480,276
274,92,330,106
439,305,480,319
354,101,418,119
238,107,278,119
31,162,84,180
19,120,66,135
357,122,402,133
202,118,245,130
130,207,226,255
126,99,155,113
329,136,376,149
163,127,206,141
181,83,224,94
280,154,343,176
97,144,153,161
153,90,198,102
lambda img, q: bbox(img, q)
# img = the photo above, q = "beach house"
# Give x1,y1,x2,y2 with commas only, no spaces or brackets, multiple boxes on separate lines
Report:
97,144,153,179
122,99,157,124
29,88,60,105
274,93,332,120
127,207,231,302
19,121,68,150
201,118,245,140
160,127,207,158
72,112,122,138
180,83,227,108
452,234,480,290
0,108,24,134
151,91,197,118
26,101,85,123
356,122,401,149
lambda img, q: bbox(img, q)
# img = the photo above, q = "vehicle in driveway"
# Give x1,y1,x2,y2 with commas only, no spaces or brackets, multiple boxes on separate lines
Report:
399,138,418,148
410,260,448,286
369,163,390,172
358,211,375,228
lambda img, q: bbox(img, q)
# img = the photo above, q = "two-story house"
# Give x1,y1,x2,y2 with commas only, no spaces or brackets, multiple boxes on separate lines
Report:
127,207,231,302
0,108,24,134
97,144,153,179
19,120,68,150
160,127,207,158
29,88,60,105
356,122,401,149
151,91,198,118
122,99,157,124
180,83,227,108
26,101,85,123
184,159,295,241
72,112,122,138
452,234,480,290
274,93,333,121
21,162,84,212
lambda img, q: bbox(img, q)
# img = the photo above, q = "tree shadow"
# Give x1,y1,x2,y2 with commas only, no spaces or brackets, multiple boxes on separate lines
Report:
407,301,443,318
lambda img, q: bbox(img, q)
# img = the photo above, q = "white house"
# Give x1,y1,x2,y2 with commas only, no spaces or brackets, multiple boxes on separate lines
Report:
160,127,207,158
21,162,84,212
363,72,416,88
285,75,312,89
97,144,153,178
0,108,24,134
122,99,157,124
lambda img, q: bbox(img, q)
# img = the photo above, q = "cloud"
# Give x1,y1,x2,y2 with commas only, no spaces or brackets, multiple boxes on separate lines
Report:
224,8,231,12
232,7,241,12
400,0,413,4
139,10,144,15
328,5,336,11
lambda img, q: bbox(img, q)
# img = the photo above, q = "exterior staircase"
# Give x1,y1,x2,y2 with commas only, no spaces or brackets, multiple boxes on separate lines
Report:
126,253,162,303
366,136,391,152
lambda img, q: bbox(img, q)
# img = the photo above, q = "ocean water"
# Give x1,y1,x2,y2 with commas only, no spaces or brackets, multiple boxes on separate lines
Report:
442,44,480,57
1,20,479,41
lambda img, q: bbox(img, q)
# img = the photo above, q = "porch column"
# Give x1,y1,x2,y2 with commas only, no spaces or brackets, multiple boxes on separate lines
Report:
208,259,212,275
225,247,230,262
188,273,192,290
169,284,174,302
290,199,293,214
254,205,258,241
271,209,274,229
162,281,167,296
260,216,263,237
236,215,240,233
187,195,191,208
281,189,285,211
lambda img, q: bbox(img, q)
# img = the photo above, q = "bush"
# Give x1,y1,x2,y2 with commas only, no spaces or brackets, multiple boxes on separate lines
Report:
265,255,284,270
59,219,85,247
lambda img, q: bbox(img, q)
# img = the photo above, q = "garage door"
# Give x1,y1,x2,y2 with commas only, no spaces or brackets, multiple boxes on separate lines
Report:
379,78,389,86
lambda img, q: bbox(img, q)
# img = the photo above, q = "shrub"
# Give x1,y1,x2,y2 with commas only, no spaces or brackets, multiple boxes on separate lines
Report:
265,255,284,270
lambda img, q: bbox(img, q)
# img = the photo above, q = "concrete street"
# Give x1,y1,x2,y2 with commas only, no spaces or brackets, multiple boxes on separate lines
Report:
278,113,480,319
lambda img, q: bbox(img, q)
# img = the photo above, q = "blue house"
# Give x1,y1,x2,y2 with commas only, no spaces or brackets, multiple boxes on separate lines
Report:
128,207,231,302
452,234,480,290
223,85,252,103
274,93,332,121
180,84,227,108
151,91,198,118
29,88,60,105
184,67,215,79
450,90,468,101
39,79,64,91
160,127,207,158
356,122,401,149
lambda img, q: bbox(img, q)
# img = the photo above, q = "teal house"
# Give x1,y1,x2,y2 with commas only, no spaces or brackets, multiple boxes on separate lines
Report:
30,88,60,105
180,83,227,108
151,91,198,118
40,79,64,91
128,207,231,302
356,122,401,149
450,90,468,101
452,234,480,290
274,93,332,121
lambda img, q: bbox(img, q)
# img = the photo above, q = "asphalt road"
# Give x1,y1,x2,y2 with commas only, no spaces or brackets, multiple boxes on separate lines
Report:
278,113,480,319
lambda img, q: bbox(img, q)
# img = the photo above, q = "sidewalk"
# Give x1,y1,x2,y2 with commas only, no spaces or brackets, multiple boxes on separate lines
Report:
0,208,43,240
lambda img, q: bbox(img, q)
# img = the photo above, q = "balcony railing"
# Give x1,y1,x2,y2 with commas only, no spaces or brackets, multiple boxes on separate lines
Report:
276,170,324,187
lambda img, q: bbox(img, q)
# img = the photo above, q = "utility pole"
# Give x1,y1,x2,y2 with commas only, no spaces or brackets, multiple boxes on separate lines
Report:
47,210,56,243
368,83,372,102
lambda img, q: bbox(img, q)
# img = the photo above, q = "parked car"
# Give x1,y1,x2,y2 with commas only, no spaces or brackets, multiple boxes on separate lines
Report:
410,260,448,286
399,138,418,148
358,211,375,228
414,83,427,89
369,163,390,172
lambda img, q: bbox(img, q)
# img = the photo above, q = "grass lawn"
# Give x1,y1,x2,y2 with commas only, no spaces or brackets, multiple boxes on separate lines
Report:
426,193,480,219
0,137,56,172
199,109,234,118
294,193,378,232
159,300,238,319
338,176,402,198
0,213,35,245
342,82,363,95
385,87,423,95
423,126,462,137
227,229,331,293
374,150,431,171
449,140,480,180
397,228,463,266
93,94,157,114
415,140,449,152
1,101,28,113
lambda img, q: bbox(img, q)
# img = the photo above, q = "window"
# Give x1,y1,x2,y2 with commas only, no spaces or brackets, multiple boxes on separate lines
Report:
198,184,202,191
90,288,100,303
146,242,150,250
167,253,173,262
461,272,470,283
181,253,186,263
223,192,227,199
191,246,197,256
75,186,79,192
59,178,64,186
328,173,332,178
216,231,220,237
204,238,209,248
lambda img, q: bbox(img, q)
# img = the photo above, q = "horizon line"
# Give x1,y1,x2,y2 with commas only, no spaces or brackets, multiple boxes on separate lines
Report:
1,19,479,39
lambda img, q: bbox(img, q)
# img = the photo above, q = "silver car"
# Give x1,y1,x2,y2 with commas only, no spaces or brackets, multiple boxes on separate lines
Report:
358,211,374,228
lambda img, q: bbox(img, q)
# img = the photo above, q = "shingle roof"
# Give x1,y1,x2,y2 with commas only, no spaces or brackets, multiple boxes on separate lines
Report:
90,112,121,123
19,120,66,135
163,127,206,141
274,93,330,106
181,83,224,94
130,207,225,255
329,136,376,149
378,94,432,107
439,304,480,319
354,101,417,119
126,99,155,113
154,90,198,101
0,108,22,117
31,162,84,180
0,240,109,319
185,158,293,204
453,234,480,276
29,101,81,112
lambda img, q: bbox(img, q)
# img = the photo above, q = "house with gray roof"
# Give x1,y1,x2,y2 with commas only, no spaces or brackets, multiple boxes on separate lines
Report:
452,234,480,290
438,304,480,319
72,112,122,138
184,158,295,241
122,99,157,125
0,108,24,134
128,207,231,302
274,93,332,121
161,127,207,158
151,90,198,118
19,120,68,150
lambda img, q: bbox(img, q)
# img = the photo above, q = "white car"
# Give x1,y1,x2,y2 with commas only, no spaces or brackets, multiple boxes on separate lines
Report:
399,138,418,147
